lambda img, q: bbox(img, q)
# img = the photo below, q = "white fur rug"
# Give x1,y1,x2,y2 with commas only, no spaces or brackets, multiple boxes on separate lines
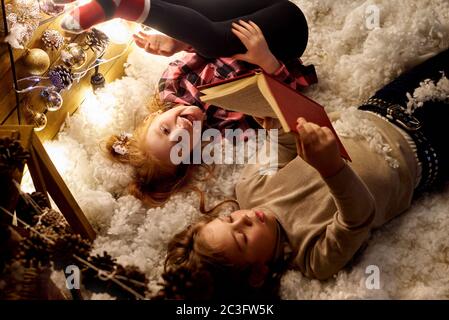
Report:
32,0,449,299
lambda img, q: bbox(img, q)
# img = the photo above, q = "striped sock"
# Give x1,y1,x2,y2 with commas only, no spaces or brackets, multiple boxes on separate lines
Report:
61,0,151,33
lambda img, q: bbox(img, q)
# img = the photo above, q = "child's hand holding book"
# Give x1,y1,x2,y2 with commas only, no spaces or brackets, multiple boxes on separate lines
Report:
199,66,351,161
295,118,345,178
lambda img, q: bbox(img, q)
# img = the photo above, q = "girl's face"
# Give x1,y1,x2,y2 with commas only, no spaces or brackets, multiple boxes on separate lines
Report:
199,209,278,267
145,105,205,166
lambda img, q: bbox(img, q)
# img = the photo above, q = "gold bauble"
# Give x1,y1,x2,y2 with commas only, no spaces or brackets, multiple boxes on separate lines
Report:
22,48,51,76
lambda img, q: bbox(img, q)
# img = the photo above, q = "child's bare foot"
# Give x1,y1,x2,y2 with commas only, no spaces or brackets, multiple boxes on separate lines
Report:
133,32,193,57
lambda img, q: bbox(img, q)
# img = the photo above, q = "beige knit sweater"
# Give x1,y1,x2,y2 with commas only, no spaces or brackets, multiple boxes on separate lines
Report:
235,110,419,280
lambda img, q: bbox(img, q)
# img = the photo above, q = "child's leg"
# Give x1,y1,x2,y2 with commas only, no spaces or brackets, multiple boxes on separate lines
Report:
146,0,308,60
61,0,307,61
371,48,449,106
61,0,152,33
363,48,449,187
58,0,285,28
412,100,449,184
161,0,286,21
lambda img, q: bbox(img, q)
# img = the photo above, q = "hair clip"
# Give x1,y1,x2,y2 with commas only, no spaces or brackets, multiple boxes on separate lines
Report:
112,133,133,156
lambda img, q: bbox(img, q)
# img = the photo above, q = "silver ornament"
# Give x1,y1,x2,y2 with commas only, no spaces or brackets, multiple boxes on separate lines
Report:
41,89,63,112
61,43,87,69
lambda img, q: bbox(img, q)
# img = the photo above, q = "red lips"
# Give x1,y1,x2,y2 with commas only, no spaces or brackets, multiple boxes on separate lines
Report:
255,210,265,223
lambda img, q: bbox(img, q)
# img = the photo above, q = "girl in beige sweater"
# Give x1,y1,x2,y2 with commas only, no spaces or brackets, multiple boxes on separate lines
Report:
161,49,449,299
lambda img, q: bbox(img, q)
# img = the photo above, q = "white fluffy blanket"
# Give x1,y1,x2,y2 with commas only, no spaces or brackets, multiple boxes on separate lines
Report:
37,0,449,299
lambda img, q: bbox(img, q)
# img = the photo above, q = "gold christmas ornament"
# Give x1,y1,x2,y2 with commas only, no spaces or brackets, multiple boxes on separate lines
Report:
23,100,48,131
61,43,87,69
30,111,48,132
21,48,51,76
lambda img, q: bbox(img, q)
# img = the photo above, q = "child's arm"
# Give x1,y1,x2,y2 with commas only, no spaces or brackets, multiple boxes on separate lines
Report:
294,118,376,280
158,53,206,107
231,20,299,90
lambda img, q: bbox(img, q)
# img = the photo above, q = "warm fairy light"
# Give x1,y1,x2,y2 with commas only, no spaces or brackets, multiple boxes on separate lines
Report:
137,25,163,35
81,90,115,128
20,147,71,193
95,19,139,44
77,0,92,5
43,142,73,176
20,165,36,194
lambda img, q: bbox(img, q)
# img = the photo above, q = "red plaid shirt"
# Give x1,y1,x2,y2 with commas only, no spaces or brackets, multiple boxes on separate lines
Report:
159,53,318,131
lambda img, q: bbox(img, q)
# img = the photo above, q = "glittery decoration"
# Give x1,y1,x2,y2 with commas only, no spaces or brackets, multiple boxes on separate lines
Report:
5,0,41,49
84,28,110,53
21,48,50,76
38,0,65,17
40,89,64,112
48,65,74,91
61,43,87,69
41,29,65,51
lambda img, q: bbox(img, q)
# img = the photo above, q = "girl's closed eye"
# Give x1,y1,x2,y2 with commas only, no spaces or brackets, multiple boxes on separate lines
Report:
160,125,170,135
240,232,247,244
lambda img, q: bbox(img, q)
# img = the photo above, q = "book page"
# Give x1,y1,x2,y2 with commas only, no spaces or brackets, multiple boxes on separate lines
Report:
200,75,258,100
201,81,278,119
257,76,291,132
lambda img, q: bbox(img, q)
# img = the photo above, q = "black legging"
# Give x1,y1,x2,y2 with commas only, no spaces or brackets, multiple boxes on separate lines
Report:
145,0,309,61
363,48,449,188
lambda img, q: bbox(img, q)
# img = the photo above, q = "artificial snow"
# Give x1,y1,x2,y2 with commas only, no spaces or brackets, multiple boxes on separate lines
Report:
43,0,449,299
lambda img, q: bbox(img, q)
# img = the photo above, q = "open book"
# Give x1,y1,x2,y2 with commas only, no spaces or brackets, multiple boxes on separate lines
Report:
199,72,351,161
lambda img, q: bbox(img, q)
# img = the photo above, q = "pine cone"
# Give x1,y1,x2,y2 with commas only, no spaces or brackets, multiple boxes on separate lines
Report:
30,192,50,210
1,263,52,300
16,230,53,269
16,192,50,226
114,265,149,299
48,65,74,91
82,252,117,296
36,209,71,234
87,251,116,273
41,30,65,51
52,233,92,271
154,266,213,300
83,252,149,300
84,28,109,53
0,138,30,172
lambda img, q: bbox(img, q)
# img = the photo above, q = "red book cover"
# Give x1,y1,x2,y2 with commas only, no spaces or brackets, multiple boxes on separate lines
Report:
261,73,351,161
